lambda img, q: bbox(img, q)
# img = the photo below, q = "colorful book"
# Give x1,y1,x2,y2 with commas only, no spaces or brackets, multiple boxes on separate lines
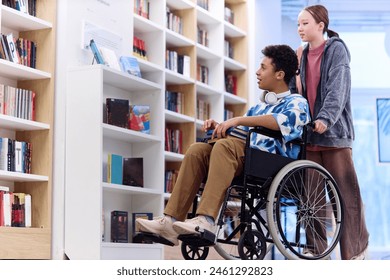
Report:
119,56,142,77
132,212,152,235
129,105,150,134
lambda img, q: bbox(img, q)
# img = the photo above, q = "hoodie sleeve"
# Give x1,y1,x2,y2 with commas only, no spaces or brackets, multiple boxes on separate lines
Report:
316,40,351,128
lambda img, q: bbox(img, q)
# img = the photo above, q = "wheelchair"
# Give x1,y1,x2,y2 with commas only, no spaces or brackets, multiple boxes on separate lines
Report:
135,126,344,260
178,126,344,260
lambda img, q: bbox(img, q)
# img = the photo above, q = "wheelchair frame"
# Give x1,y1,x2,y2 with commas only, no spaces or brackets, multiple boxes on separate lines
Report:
180,127,344,260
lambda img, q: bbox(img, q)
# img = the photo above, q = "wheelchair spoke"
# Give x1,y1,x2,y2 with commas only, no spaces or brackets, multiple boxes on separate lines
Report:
267,160,343,260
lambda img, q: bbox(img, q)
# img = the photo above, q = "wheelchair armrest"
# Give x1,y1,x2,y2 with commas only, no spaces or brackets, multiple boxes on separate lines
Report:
249,126,283,139
246,126,282,148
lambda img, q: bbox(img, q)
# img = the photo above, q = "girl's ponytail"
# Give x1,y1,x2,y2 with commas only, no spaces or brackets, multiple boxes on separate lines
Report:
327,29,339,38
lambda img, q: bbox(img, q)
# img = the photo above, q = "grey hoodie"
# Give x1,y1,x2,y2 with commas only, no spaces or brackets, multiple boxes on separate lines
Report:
294,37,354,148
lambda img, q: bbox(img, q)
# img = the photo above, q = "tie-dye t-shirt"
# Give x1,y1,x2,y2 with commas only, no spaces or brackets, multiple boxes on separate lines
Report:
241,94,310,159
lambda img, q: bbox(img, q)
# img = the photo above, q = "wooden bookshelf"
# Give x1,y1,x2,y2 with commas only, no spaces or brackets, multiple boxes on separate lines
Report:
0,1,56,259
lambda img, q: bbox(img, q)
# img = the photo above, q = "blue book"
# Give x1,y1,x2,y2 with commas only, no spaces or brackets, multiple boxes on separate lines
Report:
119,56,142,77
89,39,105,65
108,154,123,184
204,127,248,143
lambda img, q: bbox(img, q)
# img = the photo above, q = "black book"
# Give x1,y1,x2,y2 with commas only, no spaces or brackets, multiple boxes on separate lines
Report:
110,210,128,243
122,157,143,187
106,98,129,129
7,138,15,171
2,34,11,61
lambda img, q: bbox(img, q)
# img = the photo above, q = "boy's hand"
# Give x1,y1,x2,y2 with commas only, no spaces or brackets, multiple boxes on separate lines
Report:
203,119,218,132
211,118,238,139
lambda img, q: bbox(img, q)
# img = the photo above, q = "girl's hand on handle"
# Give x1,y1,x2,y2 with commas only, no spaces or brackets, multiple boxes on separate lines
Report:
313,119,327,134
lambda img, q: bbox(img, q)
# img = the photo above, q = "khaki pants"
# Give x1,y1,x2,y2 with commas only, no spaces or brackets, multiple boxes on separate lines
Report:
165,137,245,221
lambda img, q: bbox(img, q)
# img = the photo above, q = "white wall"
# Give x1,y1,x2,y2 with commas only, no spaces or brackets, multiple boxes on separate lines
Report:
252,0,282,106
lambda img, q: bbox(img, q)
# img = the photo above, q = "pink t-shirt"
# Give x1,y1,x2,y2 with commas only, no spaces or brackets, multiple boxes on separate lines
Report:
306,41,337,151
306,41,326,115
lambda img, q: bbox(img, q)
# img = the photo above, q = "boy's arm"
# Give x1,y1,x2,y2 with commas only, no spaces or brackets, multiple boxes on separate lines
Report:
212,115,279,139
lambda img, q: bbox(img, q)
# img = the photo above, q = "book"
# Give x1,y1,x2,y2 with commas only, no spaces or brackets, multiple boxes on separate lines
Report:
106,98,129,129
204,126,248,144
6,33,20,64
133,36,147,60
122,157,143,187
227,126,248,140
0,138,8,171
99,47,121,71
0,40,6,60
119,56,142,77
14,141,23,172
89,39,105,65
107,154,123,185
12,193,25,227
0,186,10,192
24,194,31,227
129,105,150,134
2,191,11,226
178,55,190,77
132,212,152,235
111,210,128,243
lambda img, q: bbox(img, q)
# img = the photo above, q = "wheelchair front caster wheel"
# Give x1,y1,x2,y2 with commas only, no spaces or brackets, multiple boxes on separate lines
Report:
238,230,267,260
181,242,209,260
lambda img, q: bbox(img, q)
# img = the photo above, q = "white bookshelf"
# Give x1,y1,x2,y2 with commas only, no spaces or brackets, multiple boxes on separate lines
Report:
65,65,164,259
64,0,249,260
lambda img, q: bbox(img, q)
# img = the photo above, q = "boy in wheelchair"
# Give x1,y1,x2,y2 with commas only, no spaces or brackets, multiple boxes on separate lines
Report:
136,44,310,247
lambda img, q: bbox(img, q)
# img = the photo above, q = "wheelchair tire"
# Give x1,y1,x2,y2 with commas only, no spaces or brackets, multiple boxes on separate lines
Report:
181,242,209,260
266,160,343,260
238,230,267,260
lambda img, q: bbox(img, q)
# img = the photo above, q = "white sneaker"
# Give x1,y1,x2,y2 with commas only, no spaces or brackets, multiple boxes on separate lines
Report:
172,216,214,235
136,216,179,246
351,249,367,260
302,251,331,260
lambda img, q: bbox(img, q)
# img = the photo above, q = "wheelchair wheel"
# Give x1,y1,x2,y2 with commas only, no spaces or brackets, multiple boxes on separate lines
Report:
214,192,243,260
238,230,267,259
266,160,343,260
181,242,209,260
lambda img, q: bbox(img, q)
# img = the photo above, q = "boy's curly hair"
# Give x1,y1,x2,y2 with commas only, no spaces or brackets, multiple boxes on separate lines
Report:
262,44,298,84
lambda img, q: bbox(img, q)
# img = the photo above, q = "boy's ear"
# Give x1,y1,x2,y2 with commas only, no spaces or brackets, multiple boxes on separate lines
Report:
276,70,285,80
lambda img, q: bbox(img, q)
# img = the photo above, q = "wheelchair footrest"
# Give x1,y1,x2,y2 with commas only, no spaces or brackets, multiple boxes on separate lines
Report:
177,230,216,247
133,232,176,246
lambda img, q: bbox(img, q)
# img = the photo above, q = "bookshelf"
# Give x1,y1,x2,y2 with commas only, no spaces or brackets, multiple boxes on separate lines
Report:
64,0,249,259
0,2,56,259
65,65,164,259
